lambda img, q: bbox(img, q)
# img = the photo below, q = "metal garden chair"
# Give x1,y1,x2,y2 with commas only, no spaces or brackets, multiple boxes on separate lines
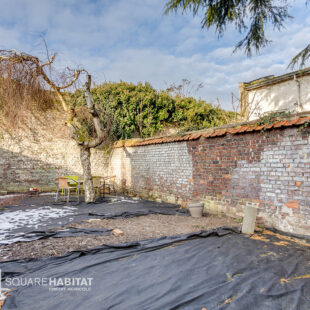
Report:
55,177,80,203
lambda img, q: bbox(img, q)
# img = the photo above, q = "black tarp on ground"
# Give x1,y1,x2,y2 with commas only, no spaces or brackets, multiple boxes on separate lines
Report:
0,196,184,244
1,227,112,245
1,228,310,310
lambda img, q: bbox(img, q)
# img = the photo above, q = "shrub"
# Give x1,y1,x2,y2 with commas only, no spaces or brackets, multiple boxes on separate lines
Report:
70,81,237,140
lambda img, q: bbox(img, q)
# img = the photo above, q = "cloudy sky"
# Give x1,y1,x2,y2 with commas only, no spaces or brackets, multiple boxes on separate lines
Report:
0,0,309,109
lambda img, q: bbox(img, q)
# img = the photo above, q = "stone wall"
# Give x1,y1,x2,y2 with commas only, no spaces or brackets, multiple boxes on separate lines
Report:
1,112,310,235
0,113,108,192
111,126,310,235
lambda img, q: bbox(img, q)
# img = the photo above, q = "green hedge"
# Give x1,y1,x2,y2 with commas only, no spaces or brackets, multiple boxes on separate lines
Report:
70,81,237,141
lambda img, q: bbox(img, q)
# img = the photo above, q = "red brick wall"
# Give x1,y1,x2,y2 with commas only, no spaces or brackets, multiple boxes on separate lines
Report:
115,126,310,235
186,127,310,235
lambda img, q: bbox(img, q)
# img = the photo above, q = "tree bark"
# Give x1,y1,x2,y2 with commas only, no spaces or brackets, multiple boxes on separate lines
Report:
78,74,105,203
79,146,95,203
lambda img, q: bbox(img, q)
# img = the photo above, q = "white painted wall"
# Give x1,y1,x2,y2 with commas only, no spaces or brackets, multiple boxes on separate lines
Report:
108,147,132,187
247,75,310,120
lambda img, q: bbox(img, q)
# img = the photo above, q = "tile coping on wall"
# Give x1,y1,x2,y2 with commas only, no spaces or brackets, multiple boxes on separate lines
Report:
114,112,310,148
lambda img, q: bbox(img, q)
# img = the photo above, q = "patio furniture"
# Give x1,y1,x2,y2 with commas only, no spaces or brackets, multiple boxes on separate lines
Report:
91,176,116,198
92,176,105,198
55,177,80,203
102,175,116,195
64,175,83,195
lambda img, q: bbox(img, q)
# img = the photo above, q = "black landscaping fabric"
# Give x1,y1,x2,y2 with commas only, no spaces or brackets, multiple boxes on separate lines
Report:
88,209,183,219
1,228,310,310
1,227,112,245
0,196,184,244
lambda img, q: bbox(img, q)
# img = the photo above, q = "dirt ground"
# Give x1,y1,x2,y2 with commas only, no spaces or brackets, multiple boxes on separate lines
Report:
0,194,26,207
0,213,239,261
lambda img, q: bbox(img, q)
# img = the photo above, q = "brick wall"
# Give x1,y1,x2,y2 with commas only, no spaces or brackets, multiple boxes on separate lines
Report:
2,113,310,235
111,127,310,235
109,143,193,203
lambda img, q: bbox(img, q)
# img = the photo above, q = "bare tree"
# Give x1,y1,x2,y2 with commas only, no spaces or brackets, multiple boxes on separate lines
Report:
79,74,105,202
165,79,203,98
0,49,106,202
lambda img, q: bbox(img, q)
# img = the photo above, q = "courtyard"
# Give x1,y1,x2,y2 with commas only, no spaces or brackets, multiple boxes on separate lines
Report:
0,194,309,309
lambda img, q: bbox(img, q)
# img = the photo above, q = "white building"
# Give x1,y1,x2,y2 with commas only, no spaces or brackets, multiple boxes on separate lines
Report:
239,67,310,120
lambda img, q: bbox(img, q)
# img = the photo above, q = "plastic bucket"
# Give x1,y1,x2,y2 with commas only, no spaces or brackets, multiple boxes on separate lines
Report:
188,202,204,218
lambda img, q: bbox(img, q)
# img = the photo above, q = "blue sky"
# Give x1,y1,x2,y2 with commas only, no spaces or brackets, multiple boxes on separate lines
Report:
0,0,310,109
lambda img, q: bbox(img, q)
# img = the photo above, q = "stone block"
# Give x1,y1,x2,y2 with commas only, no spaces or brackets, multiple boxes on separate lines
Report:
242,205,257,234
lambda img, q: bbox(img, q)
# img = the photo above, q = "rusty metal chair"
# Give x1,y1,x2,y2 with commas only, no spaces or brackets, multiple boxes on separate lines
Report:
103,175,116,195
92,176,104,198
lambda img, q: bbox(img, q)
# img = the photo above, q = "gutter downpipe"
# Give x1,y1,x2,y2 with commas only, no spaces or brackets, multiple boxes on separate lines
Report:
294,74,302,111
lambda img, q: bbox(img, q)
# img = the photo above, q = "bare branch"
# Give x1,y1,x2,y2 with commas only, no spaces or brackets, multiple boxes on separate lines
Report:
41,54,56,68
81,74,105,149
58,69,87,90
0,50,88,112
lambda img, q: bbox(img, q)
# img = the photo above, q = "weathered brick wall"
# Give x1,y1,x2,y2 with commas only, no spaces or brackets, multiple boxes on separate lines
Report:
2,113,310,235
111,127,310,235
109,143,193,203
187,127,310,235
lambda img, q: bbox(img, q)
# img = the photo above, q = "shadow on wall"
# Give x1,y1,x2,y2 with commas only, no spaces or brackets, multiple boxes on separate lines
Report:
111,143,194,203
115,146,155,198
0,147,81,192
120,146,133,194
109,146,151,197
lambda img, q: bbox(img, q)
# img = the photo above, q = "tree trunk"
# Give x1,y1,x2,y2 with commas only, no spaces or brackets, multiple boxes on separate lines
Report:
77,74,105,203
79,146,95,203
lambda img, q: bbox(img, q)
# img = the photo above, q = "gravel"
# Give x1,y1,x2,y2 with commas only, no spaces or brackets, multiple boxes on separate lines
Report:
0,213,239,261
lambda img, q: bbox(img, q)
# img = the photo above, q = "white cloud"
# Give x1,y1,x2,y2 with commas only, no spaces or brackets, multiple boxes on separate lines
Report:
0,0,309,109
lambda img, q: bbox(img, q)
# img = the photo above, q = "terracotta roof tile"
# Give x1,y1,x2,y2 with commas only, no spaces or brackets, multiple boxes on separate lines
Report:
113,114,310,148
273,120,287,128
214,129,227,136
295,117,310,125
191,133,201,139
286,118,301,126
236,126,247,133
245,126,255,132
254,124,265,131
203,131,212,138
304,115,310,122
237,126,250,133
228,127,240,134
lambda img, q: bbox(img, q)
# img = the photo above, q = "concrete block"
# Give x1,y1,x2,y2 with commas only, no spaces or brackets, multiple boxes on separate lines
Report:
242,205,257,234
112,229,124,236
